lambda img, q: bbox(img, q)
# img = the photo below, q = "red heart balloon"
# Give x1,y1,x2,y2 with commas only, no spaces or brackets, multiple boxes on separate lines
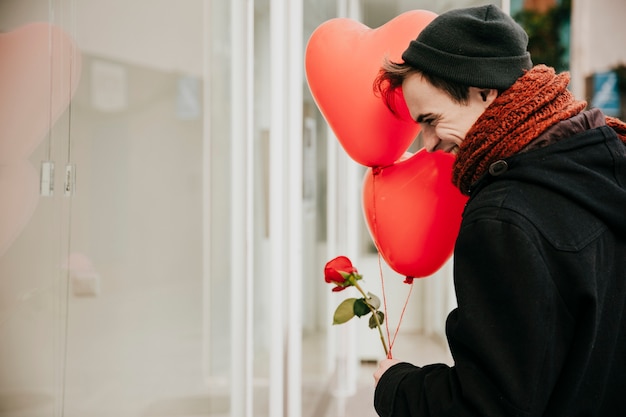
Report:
0,22,81,162
362,149,468,278
305,10,436,167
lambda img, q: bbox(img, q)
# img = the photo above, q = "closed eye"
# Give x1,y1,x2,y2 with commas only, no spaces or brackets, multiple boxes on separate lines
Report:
416,113,437,125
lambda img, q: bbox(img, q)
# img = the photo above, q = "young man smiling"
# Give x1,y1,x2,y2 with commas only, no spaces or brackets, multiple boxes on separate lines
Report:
372,4,626,417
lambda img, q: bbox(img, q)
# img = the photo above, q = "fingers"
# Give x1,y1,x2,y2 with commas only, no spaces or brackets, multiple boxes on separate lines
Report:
373,358,401,385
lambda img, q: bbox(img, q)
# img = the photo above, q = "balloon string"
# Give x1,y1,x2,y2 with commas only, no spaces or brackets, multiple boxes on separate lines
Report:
372,168,415,358
372,169,393,357
376,251,392,358
389,279,414,352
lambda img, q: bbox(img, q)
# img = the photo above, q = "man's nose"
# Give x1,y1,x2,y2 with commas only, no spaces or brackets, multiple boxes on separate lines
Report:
420,126,439,152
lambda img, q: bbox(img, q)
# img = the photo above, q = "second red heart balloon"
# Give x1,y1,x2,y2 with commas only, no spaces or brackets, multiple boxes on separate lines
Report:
362,149,468,278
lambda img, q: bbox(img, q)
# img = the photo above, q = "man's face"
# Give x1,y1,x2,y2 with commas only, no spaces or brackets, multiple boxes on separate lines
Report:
402,72,495,154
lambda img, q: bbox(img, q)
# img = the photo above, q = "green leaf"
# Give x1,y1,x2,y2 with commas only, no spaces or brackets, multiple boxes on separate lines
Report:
353,298,370,317
368,311,385,329
333,298,356,325
366,292,380,310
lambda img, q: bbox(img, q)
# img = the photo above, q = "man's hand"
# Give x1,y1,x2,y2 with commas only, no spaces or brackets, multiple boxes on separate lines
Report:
374,358,401,386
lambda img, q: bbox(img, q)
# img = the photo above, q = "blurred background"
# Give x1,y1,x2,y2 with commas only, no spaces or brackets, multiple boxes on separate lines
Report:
0,0,624,416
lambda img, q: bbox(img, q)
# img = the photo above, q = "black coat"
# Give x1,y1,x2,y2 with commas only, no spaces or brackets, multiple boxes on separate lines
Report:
375,116,626,417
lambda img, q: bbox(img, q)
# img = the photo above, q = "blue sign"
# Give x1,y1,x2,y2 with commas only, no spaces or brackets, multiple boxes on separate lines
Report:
591,71,620,117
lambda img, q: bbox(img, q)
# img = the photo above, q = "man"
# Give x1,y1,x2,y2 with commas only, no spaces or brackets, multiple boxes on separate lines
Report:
372,4,626,417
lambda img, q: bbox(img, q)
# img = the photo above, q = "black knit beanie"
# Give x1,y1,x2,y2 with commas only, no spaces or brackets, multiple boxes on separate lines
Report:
401,4,532,90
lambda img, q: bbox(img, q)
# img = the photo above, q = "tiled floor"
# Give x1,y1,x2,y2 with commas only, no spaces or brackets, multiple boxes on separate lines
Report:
2,265,451,417
315,332,453,417
0,329,449,417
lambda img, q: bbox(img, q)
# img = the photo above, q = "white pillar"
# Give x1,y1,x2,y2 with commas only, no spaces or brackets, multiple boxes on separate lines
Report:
230,1,255,416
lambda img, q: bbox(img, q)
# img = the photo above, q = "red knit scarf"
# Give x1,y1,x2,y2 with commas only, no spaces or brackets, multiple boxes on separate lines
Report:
453,65,626,195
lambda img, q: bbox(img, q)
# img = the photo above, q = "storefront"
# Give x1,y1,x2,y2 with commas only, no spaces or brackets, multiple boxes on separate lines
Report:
0,1,553,416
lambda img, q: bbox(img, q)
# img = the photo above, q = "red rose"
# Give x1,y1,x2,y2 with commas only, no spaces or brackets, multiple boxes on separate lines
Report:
324,256,358,292
323,255,389,356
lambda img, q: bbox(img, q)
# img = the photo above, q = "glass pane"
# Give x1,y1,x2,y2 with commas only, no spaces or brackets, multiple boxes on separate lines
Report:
0,2,76,416
302,0,339,415
1,1,211,416
207,0,232,415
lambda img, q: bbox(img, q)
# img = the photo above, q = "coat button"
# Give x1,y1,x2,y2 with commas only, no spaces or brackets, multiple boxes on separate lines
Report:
489,160,508,176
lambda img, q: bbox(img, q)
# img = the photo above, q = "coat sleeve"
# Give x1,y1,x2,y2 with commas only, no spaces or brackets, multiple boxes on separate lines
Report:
374,216,571,417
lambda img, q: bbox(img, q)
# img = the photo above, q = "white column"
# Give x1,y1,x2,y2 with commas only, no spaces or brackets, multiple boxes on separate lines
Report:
569,0,590,100
230,1,255,416
269,0,286,414
201,0,212,382
326,129,360,397
324,0,363,398
287,0,304,416
269,0,304,416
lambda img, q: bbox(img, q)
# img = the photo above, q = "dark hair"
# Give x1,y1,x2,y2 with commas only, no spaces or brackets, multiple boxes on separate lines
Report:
373,58,471,115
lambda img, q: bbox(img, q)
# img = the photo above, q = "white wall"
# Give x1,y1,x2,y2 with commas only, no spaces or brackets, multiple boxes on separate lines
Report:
0,0,204,76
570,0,626,100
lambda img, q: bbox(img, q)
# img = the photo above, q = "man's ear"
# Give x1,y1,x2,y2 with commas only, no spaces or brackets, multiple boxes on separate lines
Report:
471,87,498,107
